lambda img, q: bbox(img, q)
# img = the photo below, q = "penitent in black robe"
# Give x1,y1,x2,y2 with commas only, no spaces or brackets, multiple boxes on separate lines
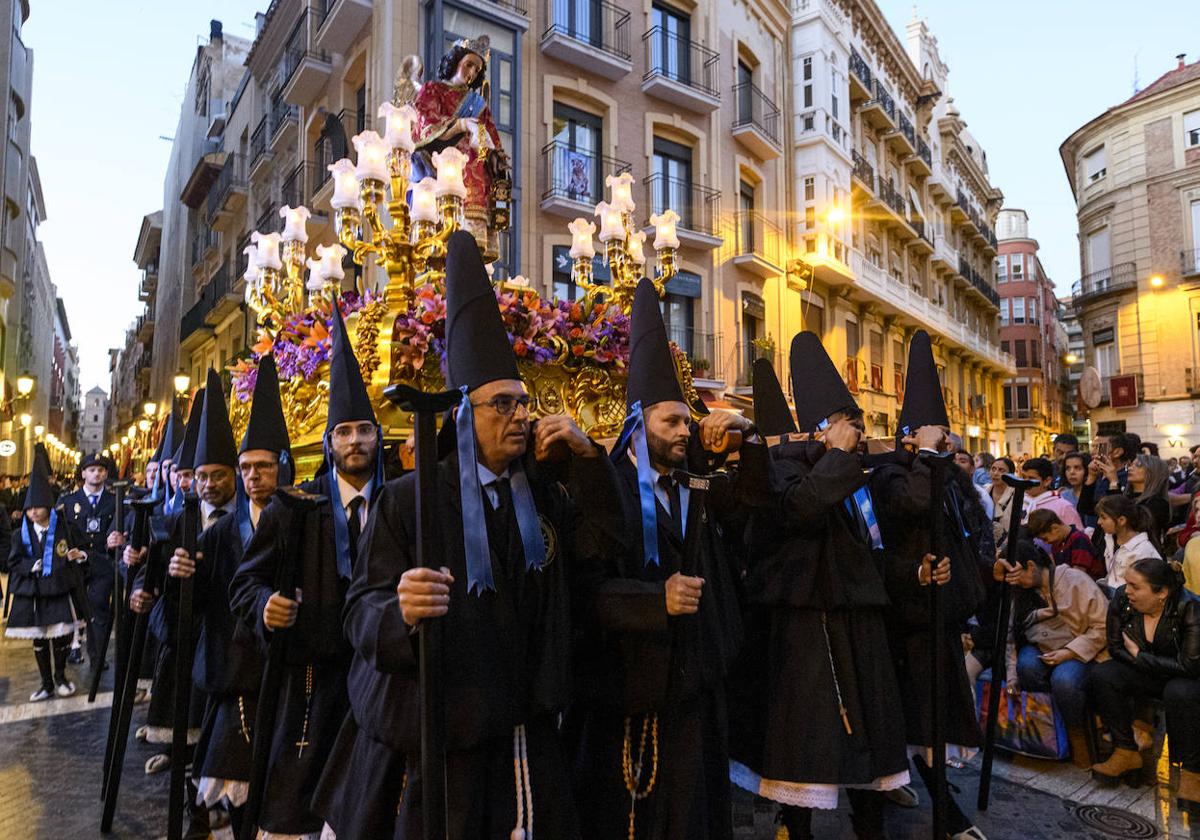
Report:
869,449,992,751
728,441,909,809
314,449,613,840
566,438,765,840
229,473,354,837
189,508,264,806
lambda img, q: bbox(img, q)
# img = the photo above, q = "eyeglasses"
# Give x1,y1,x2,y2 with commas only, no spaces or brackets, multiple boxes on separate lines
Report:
471,394,530,417
239,461,278,475
331,423,377,442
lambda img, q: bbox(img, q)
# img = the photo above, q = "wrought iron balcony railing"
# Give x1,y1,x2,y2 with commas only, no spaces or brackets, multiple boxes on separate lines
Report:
732,82,780,146
544,0,631,60
642,26,719,98
643,173,720,236
540,140,631,205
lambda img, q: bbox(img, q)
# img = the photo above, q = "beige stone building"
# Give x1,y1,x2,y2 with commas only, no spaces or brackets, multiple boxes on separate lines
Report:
1060,55,1200,455
151,0,1009,452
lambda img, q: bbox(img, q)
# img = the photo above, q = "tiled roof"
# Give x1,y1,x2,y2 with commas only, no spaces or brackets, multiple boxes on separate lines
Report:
1122,57,1200,105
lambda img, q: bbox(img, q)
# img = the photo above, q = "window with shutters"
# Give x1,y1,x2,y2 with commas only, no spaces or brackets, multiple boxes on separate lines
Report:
1084,146,1106,183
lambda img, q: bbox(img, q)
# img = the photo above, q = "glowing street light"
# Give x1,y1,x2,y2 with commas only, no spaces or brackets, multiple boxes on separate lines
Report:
15,371,35,397
1149,274,1165,289
143,402,157,417
174,370,191,394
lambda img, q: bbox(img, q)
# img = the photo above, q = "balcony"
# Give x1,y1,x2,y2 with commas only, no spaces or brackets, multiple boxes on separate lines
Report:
539,140,631,219
979,222,997,255
848,47,872,102
906,137,933,178
190,227,219,268
667,327,722,383
733,342,781,388
138,267,158,302
249,116,273,180
1071,262,1138,310
954,190,978,234
281,47,332,105
884,112,916,157
313,109,360,204
851,149,874,194
730,211,784,278
959,257,1001,309
931,234,957,273
540,0,631,79
136,312,155,343
282,161,320,211
179,138,223,209
867,176,913,237
206,154,248,229
907,216,933,255
843,357,866,395
859,79,896,131
642,173,722,249
270,99,299,152
731,82,781,160
641,27,720,113
928,166,954,204
180,262,240,349
1182,249,1200,277
315,0,372,56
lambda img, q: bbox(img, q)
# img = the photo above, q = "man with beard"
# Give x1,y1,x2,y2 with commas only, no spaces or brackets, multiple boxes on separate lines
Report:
568,278,762,840
869,330,991,840
230,302,380,839
728,334,910,840
315,231,613,838
169,358,290,837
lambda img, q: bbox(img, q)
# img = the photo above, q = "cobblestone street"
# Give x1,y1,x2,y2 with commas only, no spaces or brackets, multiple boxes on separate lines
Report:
2,618,1195,839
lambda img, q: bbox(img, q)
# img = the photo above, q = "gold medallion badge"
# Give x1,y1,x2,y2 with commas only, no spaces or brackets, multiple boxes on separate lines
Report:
538,514,557,566
55,539,68,557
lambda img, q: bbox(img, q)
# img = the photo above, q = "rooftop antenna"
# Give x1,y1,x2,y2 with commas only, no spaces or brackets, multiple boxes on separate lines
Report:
1132,51,1139,95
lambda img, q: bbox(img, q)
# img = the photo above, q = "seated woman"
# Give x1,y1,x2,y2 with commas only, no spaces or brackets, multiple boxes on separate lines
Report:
1059,451,1096,529
1089,556,1200,805
997,537,1109,767
1096,494,1161,592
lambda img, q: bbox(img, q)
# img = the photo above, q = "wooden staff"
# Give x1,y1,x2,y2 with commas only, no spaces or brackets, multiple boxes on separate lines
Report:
90,480,130,703
387,383,461,840
167,491,201,840
99,496,162,832
240,486,326,840
976,473,1039,810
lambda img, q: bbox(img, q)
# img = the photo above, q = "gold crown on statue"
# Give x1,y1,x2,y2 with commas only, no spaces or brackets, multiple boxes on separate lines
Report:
453,35,490,60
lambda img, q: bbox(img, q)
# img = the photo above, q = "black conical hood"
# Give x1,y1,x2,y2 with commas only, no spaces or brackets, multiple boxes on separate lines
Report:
325,302,376,433
444,230,518,392
789,331,859,433
34,442,52,477
241,354,291,455
626,278,684,410
194,369,238,469
157,396,182,463
175,388,207,471
897,330,949,433
752,357,797,436
25,444,55,510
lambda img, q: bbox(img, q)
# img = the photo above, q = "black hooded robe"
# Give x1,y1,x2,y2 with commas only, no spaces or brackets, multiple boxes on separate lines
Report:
314,449,613,840
228,472,353,837
728,441,909,807
868,449,991,750
567,439,765,840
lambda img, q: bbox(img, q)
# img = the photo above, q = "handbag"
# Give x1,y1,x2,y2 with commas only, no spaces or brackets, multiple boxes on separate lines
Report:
975,671,1069,760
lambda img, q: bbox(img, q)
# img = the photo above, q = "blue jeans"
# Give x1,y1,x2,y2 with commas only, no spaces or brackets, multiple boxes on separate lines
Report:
1016,645,1092,728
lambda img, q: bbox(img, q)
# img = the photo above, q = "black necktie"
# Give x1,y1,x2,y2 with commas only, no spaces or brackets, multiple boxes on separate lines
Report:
208,508,228,527
659,474,683,541
487,479,514,567
347,496,364,567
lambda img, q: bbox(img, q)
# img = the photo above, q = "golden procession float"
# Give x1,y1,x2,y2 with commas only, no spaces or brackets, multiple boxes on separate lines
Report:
226,36,704,458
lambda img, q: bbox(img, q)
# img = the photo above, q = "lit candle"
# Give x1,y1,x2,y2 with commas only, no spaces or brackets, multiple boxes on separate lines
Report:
432,147,468,199
650,209,681,250
252,230,283,270
411,177,438,222
317,243,346,282
628,229,648,266
329,159,361,210
568,218,596,259
351,130,390,182
607,171,636,214
279,204,312,243
594,201,625,243
377,102,417,153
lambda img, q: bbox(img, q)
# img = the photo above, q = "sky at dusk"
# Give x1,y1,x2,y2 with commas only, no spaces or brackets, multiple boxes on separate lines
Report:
22,0,1200,391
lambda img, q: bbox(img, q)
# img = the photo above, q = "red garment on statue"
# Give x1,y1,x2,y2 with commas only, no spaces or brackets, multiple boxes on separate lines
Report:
412,81,502,210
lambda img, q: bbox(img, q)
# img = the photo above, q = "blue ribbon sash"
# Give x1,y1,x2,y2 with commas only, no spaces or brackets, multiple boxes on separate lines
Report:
22,509,59,576
612,402,660,567
846,486,884,550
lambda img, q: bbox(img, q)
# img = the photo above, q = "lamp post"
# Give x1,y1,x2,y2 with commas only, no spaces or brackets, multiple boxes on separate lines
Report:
14,371,36,476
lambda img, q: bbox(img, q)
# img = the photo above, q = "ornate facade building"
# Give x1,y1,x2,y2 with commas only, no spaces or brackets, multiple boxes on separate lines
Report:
141,1,1009,450
996,208,1071,458
1060,54,1200,453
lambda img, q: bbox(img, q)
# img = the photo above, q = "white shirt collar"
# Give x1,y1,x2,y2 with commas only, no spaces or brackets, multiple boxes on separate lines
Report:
336,471,373,512
249,500,264,530
476,461,511,486
201,499,234,522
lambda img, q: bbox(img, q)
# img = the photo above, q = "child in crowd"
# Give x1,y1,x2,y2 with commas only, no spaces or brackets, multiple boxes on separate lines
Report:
1096,495,1161,593
1026,508,1106,581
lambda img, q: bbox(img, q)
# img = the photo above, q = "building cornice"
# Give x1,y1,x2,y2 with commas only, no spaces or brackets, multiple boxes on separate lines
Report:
839,0,924,105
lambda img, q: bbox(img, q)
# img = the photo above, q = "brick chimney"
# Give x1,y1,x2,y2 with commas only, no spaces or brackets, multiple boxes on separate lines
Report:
1178,53,1187,69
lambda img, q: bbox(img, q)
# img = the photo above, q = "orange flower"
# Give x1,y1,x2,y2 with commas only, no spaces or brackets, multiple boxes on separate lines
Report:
253,336,275,356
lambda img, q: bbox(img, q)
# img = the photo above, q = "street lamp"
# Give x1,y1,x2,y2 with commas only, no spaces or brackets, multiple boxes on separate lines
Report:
143,401,157,417
33,424,44,438
15,371,35,397
174,370,191,395
18,412,30,427
1064,353,1079,365
1149,274,1165,289
137,418,151,433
